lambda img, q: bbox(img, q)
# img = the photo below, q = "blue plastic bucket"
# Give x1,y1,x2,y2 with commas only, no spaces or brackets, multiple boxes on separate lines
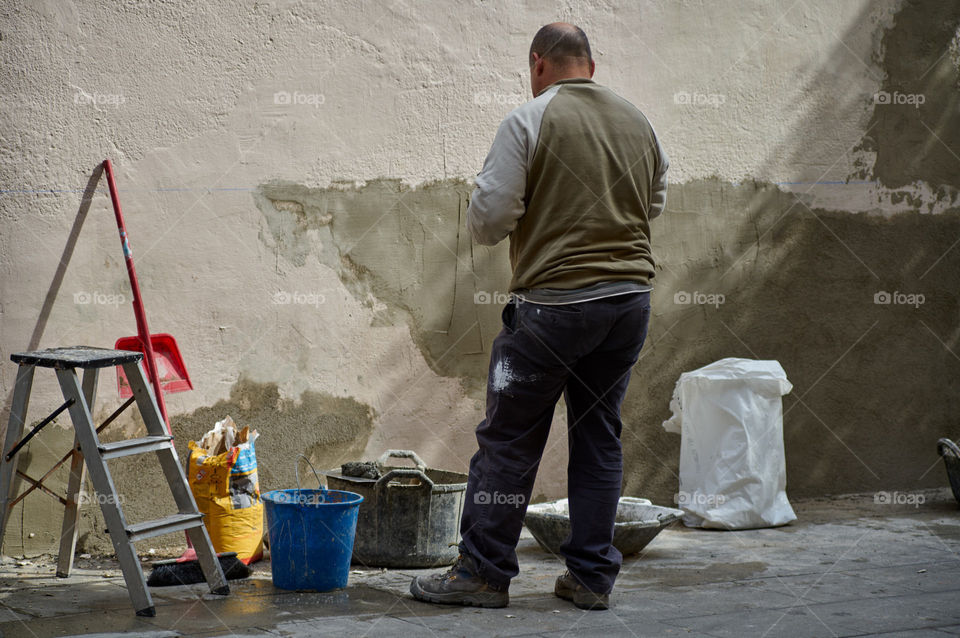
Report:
262,488,363,591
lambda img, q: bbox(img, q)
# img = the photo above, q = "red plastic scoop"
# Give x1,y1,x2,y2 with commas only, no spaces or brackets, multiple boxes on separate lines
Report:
115,333,193,398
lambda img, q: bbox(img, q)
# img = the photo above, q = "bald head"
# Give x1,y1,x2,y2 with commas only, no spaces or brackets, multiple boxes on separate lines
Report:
527,22,595,97
528,22,593,69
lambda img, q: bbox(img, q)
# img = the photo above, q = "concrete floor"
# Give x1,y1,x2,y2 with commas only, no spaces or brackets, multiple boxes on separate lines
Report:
1,491,959,638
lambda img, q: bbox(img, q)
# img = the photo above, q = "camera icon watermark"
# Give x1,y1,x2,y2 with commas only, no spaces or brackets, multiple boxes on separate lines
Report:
874,491,925,508
272,290,326,308
873,91,925,109
674,290,725,308
73,290,126,307
674,491,727,508
274,90,325,108
874,290,924,308
474,291,511,305
673,91,726,108
473,490,525,507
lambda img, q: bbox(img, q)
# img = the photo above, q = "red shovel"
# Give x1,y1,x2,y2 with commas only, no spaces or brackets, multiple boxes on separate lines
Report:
103,159,200,560
102,159,192,430
103,161,251,573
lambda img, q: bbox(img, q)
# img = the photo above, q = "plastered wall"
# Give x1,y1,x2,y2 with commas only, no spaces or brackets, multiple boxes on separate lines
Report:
1,0,958,555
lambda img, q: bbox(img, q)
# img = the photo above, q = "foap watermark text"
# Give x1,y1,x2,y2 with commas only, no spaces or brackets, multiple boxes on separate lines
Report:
874,491,925,508
675,491,727,508
474,291,511,305
74,90,126,108
473,91,526,107
874,91,925,109
474,490,525,507
274,90,325,108
674,290,725,308
78,492,125,506
73,291,125,307
272,291,326,308
674,91,726,108
874,291,925,308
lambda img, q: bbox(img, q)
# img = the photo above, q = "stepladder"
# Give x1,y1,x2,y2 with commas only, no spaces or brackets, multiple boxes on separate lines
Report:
0,346,228,616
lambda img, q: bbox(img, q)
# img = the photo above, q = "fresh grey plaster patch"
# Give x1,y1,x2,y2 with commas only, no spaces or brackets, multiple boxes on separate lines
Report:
255,176,960,505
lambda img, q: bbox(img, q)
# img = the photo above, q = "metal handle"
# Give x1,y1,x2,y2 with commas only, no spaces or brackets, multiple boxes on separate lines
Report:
376,449,426,471
295,454,325,491
375,468,434,493
938,438,960,459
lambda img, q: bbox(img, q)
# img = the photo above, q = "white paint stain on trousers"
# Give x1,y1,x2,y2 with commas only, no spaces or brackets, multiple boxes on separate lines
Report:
491,359,514,393
490,358,540,394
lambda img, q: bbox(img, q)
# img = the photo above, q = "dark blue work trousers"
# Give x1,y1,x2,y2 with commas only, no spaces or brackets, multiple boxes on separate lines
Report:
459,291,651,594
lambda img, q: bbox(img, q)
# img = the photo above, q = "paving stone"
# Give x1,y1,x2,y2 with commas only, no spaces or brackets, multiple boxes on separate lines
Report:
801,593,960,636
660,605,856,637
0,581,131,617
750,569,921,603
1,495,958,637
0,609,161,638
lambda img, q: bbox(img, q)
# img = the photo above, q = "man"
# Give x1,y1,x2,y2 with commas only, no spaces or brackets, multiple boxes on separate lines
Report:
411,22,668,611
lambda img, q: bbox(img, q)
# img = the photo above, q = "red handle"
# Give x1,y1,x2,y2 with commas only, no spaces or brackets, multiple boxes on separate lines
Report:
102,159,171,434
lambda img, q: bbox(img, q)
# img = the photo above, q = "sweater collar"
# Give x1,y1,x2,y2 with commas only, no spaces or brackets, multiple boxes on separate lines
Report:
536,77,596,97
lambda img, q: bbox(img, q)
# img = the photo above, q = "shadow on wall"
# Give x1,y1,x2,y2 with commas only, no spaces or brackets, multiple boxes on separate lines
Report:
625,180,960,502
0,165,103,436
856,0,960,195
0,166,107,555
621,0,960,502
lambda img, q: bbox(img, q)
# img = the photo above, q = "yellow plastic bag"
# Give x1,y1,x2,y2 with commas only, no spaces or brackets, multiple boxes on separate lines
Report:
187,417,263,563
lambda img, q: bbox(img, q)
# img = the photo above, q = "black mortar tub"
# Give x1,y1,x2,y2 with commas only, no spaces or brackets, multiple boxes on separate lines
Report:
324,450,467,567
938,438,960,506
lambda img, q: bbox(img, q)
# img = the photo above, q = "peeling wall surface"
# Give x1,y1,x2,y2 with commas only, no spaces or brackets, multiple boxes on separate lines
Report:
1,0,958,555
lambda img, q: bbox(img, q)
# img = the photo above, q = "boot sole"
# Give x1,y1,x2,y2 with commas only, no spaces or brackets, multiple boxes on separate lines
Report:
555,580,610,611
410,578,509,608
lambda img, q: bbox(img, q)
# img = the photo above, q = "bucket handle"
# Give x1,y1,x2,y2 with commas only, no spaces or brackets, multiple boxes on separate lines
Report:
375,468,434,493
938,438,960,459
295,454,326,492
377,449,427,471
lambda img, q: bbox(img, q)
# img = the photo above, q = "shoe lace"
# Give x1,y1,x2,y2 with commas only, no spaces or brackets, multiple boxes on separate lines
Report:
440,554,469,582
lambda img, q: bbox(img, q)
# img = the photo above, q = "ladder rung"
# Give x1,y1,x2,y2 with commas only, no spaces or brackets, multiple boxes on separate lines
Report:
98,435,174,460
126,513,204,542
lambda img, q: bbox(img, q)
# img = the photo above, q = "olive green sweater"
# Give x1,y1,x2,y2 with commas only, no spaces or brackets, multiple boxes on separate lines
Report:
467,78,668,293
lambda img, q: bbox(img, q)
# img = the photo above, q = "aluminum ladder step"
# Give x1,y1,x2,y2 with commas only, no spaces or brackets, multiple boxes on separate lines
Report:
0,347,230,617
125,513,204,542
98,435,173,460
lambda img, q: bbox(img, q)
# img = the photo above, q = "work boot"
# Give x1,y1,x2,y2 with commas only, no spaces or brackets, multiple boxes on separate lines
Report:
410,554,509,608
554,571,610,610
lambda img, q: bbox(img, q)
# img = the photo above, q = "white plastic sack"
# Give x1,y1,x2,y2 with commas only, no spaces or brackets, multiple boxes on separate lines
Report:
662,358,796,529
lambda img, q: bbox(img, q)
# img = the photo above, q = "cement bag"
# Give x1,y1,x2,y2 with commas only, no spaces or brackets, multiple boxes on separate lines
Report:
187,416,263,563
662,358,796,529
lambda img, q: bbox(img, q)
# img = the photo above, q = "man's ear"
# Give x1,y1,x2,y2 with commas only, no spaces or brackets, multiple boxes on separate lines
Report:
531,53,544,75
588,60,596,78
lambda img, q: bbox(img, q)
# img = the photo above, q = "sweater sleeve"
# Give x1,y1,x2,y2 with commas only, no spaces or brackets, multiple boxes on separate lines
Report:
648,136,669,220
466,114,529,246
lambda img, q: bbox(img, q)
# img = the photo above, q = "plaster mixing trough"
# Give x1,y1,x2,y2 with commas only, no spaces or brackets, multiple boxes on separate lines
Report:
523,497,684,556
324,450,468,568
